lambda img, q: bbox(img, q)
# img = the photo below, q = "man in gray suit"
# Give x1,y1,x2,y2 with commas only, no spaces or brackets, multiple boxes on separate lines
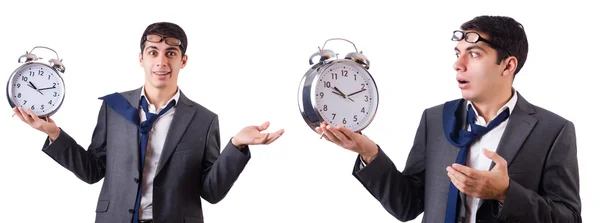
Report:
317,15,581,222
13,22,284,223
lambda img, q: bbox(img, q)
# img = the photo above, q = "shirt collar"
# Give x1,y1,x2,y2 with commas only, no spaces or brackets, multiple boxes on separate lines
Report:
140,86,180,110
466,88,518,118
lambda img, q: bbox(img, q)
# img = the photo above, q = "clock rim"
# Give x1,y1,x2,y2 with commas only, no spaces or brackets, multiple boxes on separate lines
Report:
6,62,66,118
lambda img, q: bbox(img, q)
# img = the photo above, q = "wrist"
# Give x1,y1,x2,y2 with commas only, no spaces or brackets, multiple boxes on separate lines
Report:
47,127,60,141
231,136,245,150
359,144,378,164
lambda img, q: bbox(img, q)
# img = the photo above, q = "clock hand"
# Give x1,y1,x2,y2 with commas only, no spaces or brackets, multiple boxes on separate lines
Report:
333,87,347,98
27,82,44,95
38,86,56,91
28,81,38,89
347,88,367,97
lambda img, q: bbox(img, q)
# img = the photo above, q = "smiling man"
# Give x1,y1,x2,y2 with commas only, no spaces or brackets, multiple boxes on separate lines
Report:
317,15,581,222
13,22,284,223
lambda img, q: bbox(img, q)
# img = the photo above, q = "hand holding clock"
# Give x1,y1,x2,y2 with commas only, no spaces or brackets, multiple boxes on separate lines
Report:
13,106,61,141
315,121,379,164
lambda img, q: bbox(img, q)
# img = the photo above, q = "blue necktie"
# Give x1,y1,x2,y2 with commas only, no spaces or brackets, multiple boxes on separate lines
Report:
442,101,510,223
99,93,175,223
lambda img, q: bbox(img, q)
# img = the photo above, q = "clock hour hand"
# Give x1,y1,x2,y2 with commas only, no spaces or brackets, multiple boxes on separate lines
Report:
27,81,44,95
333,87,354,102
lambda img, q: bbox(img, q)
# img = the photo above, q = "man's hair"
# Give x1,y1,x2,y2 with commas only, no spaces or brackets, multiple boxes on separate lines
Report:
461,15,528,76
140,22,188,56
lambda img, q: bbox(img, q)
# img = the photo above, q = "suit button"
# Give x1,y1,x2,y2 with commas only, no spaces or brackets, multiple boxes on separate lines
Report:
129,209,134,213
134,178,139,183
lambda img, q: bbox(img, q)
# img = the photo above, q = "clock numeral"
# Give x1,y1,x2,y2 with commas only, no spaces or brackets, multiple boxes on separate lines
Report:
17,93,21,98
38,70,44,76
364,95,369,102
324,81,331,88
48,100,53,105
23,100,27,105
354,74,357,81
53,92,58,97
41,105,45,110
361,83,366,90
342,118,347,124
29,71,35,77
16,83,20,88
323,105,328,111
22,76,28,82
319,92,324,99
332,113,336,120
361,107,365,113
331,73,337,80
341,70,348,77
53,83,57,87
31,105,35,110
353,115,358,122
48,75,51,80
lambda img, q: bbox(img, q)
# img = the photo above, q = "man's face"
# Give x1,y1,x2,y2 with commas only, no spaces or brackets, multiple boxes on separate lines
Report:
453,30,507,103
139,35,187,90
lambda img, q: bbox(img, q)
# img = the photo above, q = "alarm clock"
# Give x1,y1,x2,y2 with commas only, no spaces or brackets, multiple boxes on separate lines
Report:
6,46,66,117
298,38,379,135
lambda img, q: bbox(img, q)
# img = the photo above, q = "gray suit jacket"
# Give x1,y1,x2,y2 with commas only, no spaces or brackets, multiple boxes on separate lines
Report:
352,92,581,223
42,87,251,223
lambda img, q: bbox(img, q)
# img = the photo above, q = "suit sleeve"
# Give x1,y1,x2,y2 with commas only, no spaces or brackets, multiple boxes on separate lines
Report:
352,109,427,222
199,114,251,204
496,121,582,222
41,101,108,184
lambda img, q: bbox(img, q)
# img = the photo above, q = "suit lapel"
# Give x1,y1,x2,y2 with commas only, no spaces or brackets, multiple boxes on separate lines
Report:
154,91,196,178
476,92,538,209
489,92,537,170
123,87,143,171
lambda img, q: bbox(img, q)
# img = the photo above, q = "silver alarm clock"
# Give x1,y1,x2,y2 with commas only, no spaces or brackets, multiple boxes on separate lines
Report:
298,38,379,135
6,46,66,117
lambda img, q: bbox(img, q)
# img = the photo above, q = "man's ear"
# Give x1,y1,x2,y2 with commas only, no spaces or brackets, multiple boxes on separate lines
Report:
139,53,143,67
502,56,518,77
181,54,188,69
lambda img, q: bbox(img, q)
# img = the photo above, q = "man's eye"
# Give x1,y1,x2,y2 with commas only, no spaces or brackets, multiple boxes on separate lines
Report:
470,52,479,57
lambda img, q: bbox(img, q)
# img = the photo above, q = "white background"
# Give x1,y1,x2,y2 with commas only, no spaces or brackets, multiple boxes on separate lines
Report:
1,0,597,222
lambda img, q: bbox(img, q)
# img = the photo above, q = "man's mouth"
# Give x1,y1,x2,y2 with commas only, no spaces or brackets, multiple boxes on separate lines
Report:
153,71,170,76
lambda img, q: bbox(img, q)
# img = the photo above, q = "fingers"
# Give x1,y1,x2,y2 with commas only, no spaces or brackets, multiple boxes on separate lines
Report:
28,108,42,122
13,107,27,122
257,121,270,131
482,148,507,168
337,126,360,141
327,125,351,142
17,107,34,123
447,166,477,187
451,163,480,179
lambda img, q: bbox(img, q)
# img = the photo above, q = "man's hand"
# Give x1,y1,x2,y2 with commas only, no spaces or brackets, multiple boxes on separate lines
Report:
231,121,284,149
447,148,510,203
315,121,378,163
13,107,60,141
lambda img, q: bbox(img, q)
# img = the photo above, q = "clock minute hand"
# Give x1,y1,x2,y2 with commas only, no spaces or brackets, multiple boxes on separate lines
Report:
347,88,367,97
38,86,56,91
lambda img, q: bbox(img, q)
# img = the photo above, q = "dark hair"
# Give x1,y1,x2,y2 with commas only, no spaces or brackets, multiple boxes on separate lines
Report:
461,15,528,76
140,22,188,56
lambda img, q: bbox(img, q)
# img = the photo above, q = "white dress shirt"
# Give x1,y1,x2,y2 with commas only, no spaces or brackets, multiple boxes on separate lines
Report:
463,92,517,223
359,91,518,223
138,87,180,220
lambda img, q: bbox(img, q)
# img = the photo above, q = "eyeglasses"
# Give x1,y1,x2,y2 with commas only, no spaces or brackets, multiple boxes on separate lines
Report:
451,30,512,56
145,34,181,46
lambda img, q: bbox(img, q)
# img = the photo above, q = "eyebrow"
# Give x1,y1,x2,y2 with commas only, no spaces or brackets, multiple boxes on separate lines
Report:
454,45,488,53
145,46,181,53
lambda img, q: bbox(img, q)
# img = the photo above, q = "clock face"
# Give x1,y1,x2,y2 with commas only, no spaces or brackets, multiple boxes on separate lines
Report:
313,61,378,132
8,63,65,116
